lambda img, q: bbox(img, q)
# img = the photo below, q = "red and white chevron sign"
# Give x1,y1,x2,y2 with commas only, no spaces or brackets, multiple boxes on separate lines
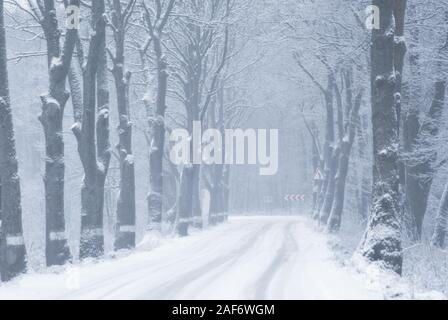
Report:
284,194,305,201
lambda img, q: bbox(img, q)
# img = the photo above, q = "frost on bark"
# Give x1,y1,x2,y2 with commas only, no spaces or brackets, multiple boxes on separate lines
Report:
109,0,137,249
359,0,405,274
0,0,26,281
72,0,110,259
39,0,79,266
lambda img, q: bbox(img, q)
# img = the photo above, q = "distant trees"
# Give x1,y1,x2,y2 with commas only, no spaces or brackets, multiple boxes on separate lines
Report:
0,0,26,281
4,0,435,283
107,0,138,250
327,89,363,232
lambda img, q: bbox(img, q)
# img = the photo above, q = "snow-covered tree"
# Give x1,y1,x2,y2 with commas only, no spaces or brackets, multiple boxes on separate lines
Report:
359,0,406,274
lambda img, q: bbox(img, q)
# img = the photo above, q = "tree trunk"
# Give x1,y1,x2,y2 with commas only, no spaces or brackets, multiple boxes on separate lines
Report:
327,92,362,232
426,12,448,246
406,82,444,239
432,183,448,248
208,90,227,225
0,0,26,280
72,1,109,259
40,0,79,266
428,83,448,247
359,0,405,274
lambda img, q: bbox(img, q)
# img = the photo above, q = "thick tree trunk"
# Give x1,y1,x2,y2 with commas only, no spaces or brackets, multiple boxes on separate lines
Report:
0,0,26,280
319,146,339,226
40,0,78,266
359,0,405,274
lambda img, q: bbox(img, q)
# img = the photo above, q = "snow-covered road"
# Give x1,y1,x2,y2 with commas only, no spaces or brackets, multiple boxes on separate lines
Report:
0,216,381,300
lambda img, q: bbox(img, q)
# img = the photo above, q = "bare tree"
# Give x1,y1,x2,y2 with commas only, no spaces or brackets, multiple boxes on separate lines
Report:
327,89,363,232
71,0,110,259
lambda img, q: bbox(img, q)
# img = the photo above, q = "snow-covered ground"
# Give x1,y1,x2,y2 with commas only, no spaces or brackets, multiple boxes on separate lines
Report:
0,216,388,300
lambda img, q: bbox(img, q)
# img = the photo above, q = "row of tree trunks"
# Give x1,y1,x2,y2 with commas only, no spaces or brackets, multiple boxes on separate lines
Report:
72,0,110,259
39,0,79,266
142,0,175,233
207,85,227,225
0,0,26,281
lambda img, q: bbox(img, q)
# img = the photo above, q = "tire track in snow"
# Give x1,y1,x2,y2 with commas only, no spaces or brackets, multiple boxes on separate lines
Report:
140,223,275,299
83,222,273,299
253,222,298,299
62,222,251,299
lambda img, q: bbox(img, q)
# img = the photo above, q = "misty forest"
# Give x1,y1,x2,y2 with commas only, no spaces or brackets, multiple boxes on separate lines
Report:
1,0,448,300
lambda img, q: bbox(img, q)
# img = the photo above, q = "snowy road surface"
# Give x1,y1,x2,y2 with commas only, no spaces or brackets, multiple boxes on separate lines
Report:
0,216,381,300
